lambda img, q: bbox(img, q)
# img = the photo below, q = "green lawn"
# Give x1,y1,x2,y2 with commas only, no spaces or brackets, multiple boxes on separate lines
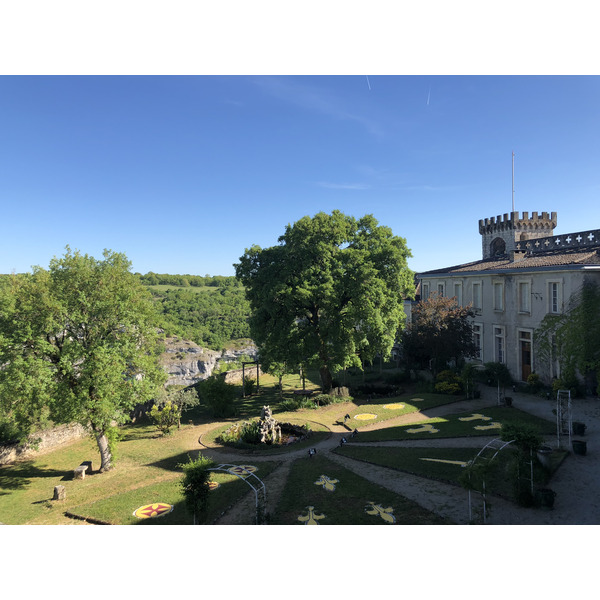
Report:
350,406,556,442
334,444,568,503
340,392,462,429
69,460,280,525
269,454,451,525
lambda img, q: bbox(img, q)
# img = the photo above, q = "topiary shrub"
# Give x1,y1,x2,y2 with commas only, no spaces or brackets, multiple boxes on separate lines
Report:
179,453,215,524
434,370,463,395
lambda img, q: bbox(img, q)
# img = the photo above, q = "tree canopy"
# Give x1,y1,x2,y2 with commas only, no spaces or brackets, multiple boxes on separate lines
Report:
402,292,477,374
0,248,166,470
535,280,600,394
234,211,414,391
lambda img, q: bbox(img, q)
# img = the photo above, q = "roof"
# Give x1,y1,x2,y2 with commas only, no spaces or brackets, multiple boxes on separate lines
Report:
418,247,600,277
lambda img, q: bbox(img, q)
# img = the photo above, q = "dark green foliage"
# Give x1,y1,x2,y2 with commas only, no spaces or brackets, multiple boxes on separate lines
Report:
243,377,256,396
218,420,261,444
235,211,414,392
0,249,167,470
500,422,544,453
402,293,477,374
148,282,250,350
149,401,181,436
484,361,513,393
179,453,215,524
196,376,237,417
535,281,600,395
434,370,463,395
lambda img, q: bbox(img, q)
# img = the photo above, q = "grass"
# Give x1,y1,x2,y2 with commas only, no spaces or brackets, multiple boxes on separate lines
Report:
269,454,451,525
69,460,280,525
0,366,568,525
339,392,462,428
350,406,556,442
334,444,569,504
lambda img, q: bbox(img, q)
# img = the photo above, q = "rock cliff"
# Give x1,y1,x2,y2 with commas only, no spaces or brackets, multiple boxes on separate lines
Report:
160,337,258,387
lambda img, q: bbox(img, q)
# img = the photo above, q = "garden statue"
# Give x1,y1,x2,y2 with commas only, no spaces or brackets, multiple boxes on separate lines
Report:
259,405,281,444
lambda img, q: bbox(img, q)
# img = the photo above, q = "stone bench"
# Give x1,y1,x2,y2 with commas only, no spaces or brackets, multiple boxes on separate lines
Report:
73,461,93,480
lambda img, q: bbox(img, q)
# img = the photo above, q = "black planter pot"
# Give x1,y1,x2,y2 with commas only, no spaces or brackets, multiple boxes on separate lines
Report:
537,488,556,510
572,422,586,436
504,397,513,407
572,439,587,456
536,445,554,470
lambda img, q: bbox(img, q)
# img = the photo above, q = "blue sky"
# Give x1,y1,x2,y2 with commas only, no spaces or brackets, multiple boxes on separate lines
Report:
2,75,600,277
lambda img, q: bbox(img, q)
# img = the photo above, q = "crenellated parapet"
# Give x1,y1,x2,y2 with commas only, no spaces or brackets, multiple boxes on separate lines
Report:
479,211,557,234
479,211,557,259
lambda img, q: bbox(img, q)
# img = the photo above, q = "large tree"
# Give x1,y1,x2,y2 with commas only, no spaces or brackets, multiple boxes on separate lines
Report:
0,248,166,470
234,211,414,391
402,292,477,374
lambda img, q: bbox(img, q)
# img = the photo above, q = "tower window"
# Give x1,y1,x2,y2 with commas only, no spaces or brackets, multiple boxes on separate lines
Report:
490,237,506,256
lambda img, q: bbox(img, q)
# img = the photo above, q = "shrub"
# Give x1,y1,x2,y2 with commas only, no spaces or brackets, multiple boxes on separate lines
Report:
218,420,260,444
149,400,181,436
279,398,302,412
179,453,215,524
243,377,256,396
434,381,462,395
197,376,237,417
526,373,543,394
434,370,462,395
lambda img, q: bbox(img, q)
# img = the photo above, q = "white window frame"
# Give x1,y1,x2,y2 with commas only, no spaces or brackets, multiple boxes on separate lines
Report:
437,281,445,297
547,279,563,314
421,281,430,301
494,325,505,364
472,280,483,313
493,281,504,312
453,281,463,306
473,322,483,362
518,279,531,314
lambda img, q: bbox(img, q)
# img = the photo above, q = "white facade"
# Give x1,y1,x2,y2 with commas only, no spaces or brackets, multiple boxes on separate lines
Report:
417,212,600,383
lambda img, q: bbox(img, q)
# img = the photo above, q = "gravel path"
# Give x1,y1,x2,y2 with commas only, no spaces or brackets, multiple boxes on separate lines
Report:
197,388,600,525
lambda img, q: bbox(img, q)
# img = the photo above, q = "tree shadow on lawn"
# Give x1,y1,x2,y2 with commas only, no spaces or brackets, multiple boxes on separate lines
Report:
146,450,203,473
0,461,71,493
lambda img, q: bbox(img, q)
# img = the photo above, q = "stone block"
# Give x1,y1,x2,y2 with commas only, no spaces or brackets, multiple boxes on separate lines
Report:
53,485,66,501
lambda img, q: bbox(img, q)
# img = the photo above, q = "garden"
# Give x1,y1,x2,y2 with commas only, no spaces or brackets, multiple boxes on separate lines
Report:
0,366,564,525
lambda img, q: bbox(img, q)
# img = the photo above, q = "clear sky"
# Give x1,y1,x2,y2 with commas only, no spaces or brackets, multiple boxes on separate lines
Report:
2,74,600,278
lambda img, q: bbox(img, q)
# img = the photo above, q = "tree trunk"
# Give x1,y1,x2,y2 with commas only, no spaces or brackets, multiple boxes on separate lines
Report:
94,430,113,472
320,365,333,393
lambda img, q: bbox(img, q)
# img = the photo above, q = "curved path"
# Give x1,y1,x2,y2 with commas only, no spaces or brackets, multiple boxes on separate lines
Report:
196,388,599,525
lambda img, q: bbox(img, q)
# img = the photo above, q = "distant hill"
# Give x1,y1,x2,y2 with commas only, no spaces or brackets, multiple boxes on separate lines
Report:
138,273,251,350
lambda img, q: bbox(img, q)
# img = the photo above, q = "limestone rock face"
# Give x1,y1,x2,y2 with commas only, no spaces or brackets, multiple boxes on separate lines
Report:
160,337,258,387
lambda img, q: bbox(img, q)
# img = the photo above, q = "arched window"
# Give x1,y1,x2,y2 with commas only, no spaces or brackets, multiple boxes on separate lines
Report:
490,237,506,256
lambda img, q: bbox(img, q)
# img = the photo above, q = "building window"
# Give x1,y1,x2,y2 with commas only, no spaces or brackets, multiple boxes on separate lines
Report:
437,282,445,297
494,326,505,364
453,282,463,306
472,282,482,312
422,282,430,301
473,323,483,361
518,281,531,313
548,281,562,314
493,282,504,311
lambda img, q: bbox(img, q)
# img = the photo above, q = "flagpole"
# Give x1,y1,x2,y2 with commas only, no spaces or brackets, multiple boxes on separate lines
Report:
512,151,515,213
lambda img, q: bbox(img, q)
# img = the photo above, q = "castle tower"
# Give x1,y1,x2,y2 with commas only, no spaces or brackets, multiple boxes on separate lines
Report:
478,211,557,259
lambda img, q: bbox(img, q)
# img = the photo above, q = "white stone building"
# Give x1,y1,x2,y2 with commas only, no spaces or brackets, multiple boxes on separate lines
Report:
416,211,600,383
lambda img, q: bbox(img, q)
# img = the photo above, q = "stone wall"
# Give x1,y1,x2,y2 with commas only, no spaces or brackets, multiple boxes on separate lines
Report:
0,423,87,466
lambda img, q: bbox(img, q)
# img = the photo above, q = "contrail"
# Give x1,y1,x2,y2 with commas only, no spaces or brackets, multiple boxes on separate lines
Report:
366,75,371,91
427,84,431,105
